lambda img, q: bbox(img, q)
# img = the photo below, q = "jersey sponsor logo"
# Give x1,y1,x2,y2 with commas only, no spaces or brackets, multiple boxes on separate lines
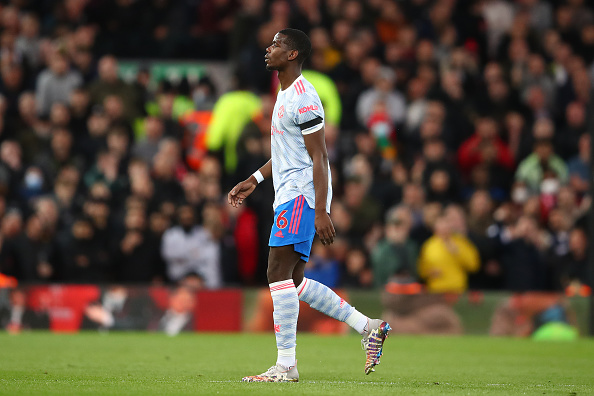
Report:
276,210,288,229
271,125,284,136
277,105,284,118
298,105,318,114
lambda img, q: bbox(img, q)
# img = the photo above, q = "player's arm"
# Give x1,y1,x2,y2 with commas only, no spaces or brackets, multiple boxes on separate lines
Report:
227,159,272,208
303,127,336,246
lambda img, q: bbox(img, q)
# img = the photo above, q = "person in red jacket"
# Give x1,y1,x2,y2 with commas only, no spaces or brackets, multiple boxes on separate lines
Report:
458,117,515,174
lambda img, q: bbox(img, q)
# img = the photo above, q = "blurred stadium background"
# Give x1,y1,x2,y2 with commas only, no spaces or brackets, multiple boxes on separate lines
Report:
0,0,593,340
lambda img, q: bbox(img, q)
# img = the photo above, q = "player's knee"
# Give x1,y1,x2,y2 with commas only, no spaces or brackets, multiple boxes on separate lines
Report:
267,264,283,283
267,256,291,283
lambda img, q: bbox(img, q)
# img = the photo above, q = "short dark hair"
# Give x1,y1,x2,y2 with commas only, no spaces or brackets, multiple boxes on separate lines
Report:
278,28,311,64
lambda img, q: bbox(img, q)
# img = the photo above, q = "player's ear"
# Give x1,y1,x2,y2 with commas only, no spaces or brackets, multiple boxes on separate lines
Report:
288,50,298,61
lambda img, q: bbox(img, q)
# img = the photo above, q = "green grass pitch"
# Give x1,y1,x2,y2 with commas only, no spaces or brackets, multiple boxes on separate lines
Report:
1,332,593,395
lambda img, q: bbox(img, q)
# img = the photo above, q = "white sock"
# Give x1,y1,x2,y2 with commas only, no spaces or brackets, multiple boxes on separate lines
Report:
270,280,298,369
277,347,296,368
345,310,369,335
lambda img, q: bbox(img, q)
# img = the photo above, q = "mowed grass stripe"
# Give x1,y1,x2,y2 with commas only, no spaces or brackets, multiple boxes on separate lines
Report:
0,332,593,395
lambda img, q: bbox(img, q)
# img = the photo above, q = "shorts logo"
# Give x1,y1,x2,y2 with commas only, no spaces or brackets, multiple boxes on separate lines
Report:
277,105,284,118
298,105,318,114
288,196,305,235
275,230,284,238
276,210,288,229
340,299,346,308
274,324,281,333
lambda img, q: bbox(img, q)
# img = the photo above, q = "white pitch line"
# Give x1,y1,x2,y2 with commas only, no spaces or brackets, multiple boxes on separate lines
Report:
207,380,400,385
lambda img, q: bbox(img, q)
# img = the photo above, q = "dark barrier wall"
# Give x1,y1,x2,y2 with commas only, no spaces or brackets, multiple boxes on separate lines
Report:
0,285,242,334
0,285,589,339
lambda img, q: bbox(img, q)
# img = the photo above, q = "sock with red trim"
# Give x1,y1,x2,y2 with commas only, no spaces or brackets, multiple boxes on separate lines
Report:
270,280,299,368
296,277,368,334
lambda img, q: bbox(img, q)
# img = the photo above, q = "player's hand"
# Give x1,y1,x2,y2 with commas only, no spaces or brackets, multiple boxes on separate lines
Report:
315,212,336,246
227,177,257,208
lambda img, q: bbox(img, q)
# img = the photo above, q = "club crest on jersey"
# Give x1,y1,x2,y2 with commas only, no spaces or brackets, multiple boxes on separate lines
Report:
298,105,318,114
277,105,285,118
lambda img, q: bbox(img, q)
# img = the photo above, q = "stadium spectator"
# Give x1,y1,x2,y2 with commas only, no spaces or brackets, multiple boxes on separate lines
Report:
0,0,590,294
567,133,590,196
0,140,24,203
341,176,382,240
422,138,460,204
457,117,515,186
499,215,548,291
83,150,126,196
409,199,440,244
58,216,110,283
51,168,79,231
355,66,406,130
10,93,47,164
515,138,568,194
371,206,418,288
36,127,83,185
342,246,373,288
35,50,83,118
80,195,110,254
206,74,261,174
132,116,164,165
113,207,164,283
447,203,502,290
549,227,589,291
15,13,42,70
88,55,140,121
161,204,221,288
1,65,27,126
1,214,54,282
417,213,480,293
556,101,587,159
151,139,185,204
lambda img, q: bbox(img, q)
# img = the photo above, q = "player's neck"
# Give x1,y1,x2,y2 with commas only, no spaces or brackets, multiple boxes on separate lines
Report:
277,68,302,91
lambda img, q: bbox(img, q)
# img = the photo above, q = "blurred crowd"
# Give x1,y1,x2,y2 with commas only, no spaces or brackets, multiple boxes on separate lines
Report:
0,0,592,293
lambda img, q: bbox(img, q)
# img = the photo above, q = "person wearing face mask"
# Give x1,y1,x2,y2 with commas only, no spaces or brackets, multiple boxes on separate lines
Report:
161,204,221,288
192,76,217,111
515,138,568,194
20,166,45,201
539,168,561,219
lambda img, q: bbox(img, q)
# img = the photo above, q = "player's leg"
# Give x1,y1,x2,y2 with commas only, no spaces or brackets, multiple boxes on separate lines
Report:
293,261,391,374
292,260,366,330
242,245,301,382
267,245,301,369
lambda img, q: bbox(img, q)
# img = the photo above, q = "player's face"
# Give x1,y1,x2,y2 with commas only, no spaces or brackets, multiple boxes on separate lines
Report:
265,33,292,71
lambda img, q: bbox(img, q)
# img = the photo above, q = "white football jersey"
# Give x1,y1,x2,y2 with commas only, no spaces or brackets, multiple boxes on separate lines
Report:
270,74,332,213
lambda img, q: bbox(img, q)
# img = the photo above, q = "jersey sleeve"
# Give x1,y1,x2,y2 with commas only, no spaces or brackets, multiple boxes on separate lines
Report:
293,91,324,135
